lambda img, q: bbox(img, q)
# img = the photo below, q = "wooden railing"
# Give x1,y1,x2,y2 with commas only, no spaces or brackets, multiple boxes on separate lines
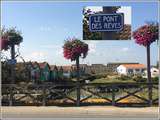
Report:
2,82,158,106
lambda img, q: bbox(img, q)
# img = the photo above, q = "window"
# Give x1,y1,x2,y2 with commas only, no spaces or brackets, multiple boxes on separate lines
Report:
141,69,145,72
128,69,133,73
135,69,140,71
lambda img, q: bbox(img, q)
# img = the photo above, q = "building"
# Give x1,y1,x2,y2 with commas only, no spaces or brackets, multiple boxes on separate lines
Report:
150,67,159,77
72,64,108,74
39,62,50,81
90,64,107,74
61,66,72,78
106,62,139,73
30,62,41,83
50,65,59,81
143,67,159,78
117,64,146,75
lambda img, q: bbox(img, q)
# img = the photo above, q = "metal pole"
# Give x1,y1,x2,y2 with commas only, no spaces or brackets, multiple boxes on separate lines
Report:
76,57,80,106
102,7,117,40
9,44,15,106
146,45,152,106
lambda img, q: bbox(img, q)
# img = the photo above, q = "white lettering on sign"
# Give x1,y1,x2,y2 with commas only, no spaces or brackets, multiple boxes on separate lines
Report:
89,13,124,32
103,16,118,22
104,23,121,29
93,16,101,22
92,23,102,29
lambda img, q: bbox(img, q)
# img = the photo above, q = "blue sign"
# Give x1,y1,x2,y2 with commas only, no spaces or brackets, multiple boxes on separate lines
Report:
89,13,124,32
7,59,17,65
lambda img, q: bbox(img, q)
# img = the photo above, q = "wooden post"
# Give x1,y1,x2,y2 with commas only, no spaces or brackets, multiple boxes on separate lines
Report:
9,44,15,106
146,45,152,106
42,84,46,106
112,85,115,106
76,57,80,106
102,7,117,40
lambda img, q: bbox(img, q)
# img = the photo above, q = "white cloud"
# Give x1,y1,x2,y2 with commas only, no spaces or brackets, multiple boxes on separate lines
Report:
117,6,131,24
31,52,47,57
63,28,69,32
56,48,63,55
85,41,99,54
24,51,48,62
85,6,102,12
40,44,61,49
39,25,69,33
121,47,129,52
40,26,52,32
40,44,63,56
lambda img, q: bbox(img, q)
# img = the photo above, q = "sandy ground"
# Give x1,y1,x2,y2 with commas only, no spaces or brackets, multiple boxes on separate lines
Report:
1,106,158,119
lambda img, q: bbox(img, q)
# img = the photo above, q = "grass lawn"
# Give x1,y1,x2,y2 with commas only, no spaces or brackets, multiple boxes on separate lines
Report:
90,77,135,83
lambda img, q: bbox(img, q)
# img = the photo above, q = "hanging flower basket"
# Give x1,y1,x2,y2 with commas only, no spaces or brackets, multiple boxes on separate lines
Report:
63,38,89,61
1,36,9,50
1,27,23,51
133,23,158,46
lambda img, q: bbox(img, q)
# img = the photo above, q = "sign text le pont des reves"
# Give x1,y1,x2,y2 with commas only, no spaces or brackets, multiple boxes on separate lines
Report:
89,13,124,32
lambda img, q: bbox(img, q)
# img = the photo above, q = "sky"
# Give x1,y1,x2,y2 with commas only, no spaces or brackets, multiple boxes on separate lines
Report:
1,1,159,66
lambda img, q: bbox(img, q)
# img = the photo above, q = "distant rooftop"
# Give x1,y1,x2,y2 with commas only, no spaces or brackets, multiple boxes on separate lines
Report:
121,64,146,69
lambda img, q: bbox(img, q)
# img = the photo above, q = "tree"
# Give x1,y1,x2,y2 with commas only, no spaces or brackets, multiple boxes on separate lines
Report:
133,22,158,106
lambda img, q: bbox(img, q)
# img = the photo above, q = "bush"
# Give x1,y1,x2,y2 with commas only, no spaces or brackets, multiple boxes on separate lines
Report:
132,75,147,82
95,73,108,79
152,77,159,83
117,74,131,81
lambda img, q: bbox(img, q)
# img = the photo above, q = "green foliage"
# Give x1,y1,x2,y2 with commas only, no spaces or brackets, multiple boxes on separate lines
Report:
152,77,159,83
116,74,131,81
2,62,31,84
2,62,11,84
132,75,147,83
83,20,102,40
94,73,108,79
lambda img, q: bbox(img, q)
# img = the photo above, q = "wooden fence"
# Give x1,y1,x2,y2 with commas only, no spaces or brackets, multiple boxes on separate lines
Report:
2,82,158,106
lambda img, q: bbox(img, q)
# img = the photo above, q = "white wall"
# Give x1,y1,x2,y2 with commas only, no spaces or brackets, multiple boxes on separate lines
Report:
117,65,127,75
143,67,159,78
151,68,159,77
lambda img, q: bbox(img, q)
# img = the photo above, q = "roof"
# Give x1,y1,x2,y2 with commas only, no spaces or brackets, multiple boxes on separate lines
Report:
50,65,57,70
92,64,104,66
31,62,39,67
107,62,139,65
61,66,72,72
72,64,88,67
38,62,50,69
121,64,146,69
